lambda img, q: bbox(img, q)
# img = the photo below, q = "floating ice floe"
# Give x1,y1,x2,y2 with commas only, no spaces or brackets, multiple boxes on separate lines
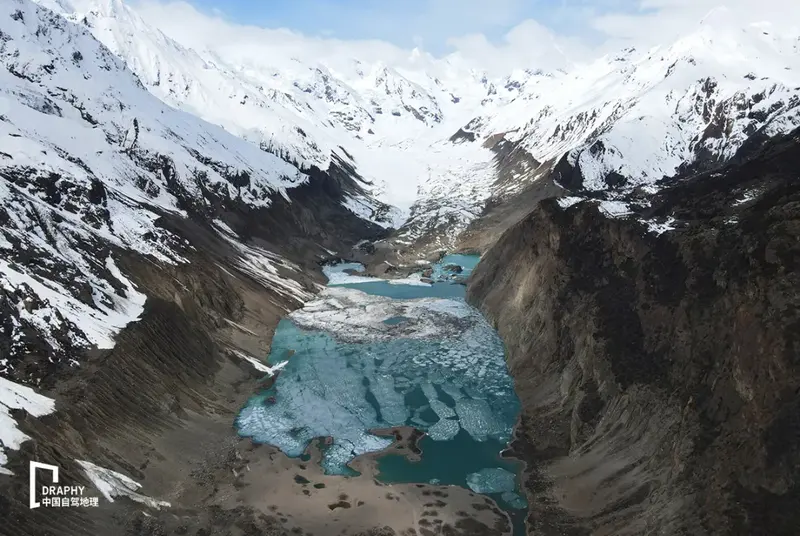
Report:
323,263,379,285
466,468,517,494
387,273,431,287
290,287,476,343
428,418,460,441
324,263,434,287
501,491,529,510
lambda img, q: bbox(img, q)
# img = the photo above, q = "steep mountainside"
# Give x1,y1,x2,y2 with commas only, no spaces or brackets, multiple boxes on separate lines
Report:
0,0,392,384
446,13,800,259
28,1,800,263
468,127,800,535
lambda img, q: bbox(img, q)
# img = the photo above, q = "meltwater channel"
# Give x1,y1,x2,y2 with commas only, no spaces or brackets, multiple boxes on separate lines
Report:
236,255,527,534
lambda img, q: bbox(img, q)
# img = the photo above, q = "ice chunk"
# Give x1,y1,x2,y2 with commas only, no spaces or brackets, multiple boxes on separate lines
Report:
456,398,501,441
370,375,409,425
320,433,393,475
430,400,456,419
501,491,528,510
388,273,432,287
323,263,375,285
466,468,517,494
440,382,465,401
428,418,460,441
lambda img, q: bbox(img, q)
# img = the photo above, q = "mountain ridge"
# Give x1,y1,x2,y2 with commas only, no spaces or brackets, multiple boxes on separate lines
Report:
33,0,800,260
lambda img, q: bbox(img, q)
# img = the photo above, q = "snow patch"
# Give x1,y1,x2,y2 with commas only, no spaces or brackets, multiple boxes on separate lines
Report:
0,256,145,351
466,467,517,494
557,196,584,209
0,377,56,475
76,460,170,509
231,350,288,377
732,189,761,206
644,216,678,235
598,200,633,218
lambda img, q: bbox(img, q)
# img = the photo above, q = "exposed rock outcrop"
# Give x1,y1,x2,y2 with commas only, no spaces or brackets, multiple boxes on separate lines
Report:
468,129,800,534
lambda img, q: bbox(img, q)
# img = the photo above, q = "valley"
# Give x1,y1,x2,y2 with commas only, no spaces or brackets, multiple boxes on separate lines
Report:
0,0,798,535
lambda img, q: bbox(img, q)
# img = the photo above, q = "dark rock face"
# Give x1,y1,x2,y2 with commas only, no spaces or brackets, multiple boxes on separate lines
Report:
456,174,563,256
449,128,477,143
552,152,584,191
443,264,463,274
468,129,800,534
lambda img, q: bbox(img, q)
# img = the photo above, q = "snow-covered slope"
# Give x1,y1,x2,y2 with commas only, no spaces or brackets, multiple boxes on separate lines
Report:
46,0,799,256
0,376,55,474
394,13,800,252
3,0,800,373
0,0,353,383
32,0,508,219
474,11,800,192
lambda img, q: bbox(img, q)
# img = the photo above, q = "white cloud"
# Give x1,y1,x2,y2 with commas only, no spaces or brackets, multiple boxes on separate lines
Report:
446,19,589,73
133,0,417,66
131,0,586,75
129,0,797,77
593,0,800,48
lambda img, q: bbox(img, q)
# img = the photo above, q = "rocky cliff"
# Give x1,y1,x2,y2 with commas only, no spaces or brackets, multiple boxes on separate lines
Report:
468,128,800,535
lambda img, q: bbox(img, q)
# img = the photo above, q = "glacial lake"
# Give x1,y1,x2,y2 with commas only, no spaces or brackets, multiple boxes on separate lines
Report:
236,254,526,534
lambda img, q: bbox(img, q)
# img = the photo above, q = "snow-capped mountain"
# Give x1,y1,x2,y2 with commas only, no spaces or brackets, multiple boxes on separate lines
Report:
36,0,799,258
2,0,800,391
0,0,389,393
34,0,507,218
475,10,800,192
398,12,800,253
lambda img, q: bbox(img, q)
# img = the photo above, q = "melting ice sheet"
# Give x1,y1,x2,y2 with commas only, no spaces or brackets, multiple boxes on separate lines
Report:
236,286,519,474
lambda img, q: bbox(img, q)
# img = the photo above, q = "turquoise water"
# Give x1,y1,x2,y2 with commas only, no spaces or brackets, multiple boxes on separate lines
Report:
432,254,481,281
376,433,528,534
336,280,467,299
236,254,526,534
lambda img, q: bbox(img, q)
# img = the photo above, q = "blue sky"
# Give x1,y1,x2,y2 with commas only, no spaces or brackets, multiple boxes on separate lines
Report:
179,0,631,53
